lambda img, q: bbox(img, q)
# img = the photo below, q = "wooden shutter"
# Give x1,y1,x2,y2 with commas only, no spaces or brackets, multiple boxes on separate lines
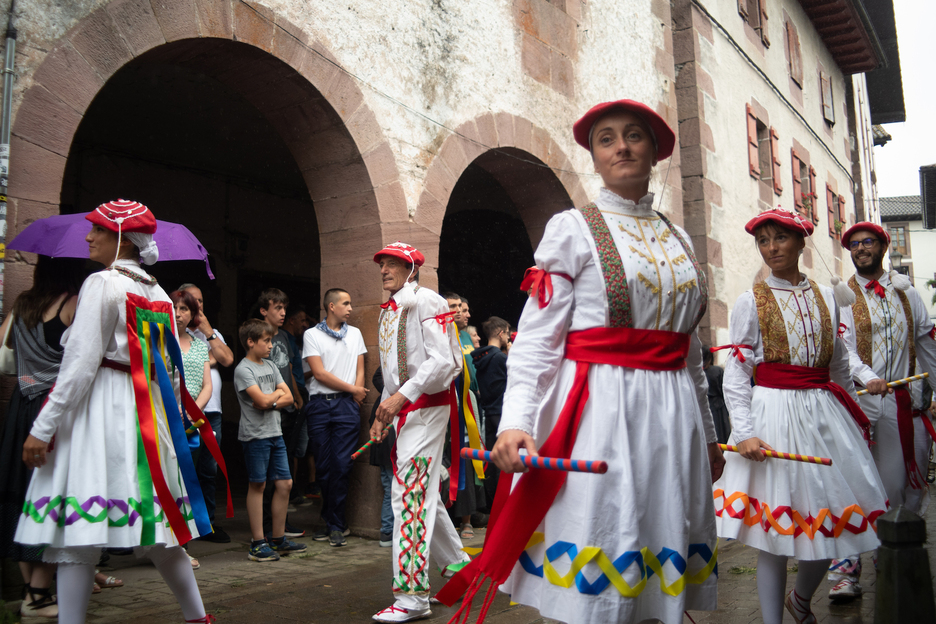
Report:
792,150,803,212
838,195,846,239
746,104,760,178
738,0,748,19
759,0,770,46
770,127,782,194
827,184,836,237
820,72,835,124
791,25,803,85
809,166,818,223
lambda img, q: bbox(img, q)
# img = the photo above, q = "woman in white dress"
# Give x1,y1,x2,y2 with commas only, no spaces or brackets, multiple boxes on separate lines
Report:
17,200,212,624
713,208,887,624
439,100,724,624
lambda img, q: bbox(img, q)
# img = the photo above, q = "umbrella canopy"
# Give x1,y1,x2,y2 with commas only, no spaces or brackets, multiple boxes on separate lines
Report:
7,212,214,279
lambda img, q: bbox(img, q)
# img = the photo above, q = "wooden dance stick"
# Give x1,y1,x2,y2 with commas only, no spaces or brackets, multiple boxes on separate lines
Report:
351,438,376,460
185,419,205,435
460,448,608,474
856,372,929,396
719,444,832,466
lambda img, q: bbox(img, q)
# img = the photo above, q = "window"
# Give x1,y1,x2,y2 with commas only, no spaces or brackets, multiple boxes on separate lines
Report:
792,150,809,213
746,104,780,195
826,184,838,238
739,0,770,47
746,104,761,178
785,20,803,87
769,128,782,195
820,71,835,125
889,225,908,255
809,166,818,224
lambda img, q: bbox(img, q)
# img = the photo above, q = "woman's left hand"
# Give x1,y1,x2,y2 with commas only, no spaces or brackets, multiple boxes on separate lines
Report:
23,435,49,469
707,442,725,483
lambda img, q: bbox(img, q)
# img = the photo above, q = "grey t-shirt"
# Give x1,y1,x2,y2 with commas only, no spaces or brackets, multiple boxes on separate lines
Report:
235,357,285,442
268,330,296,413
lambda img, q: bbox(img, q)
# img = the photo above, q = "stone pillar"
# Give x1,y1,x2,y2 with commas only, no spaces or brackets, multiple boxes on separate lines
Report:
875,505,936,624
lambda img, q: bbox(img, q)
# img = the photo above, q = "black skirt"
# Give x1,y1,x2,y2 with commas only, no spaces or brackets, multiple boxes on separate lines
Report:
0,385,49,561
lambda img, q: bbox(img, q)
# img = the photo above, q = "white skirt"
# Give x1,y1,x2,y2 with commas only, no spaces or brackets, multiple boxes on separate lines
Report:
714,386,887,560
501,361,718,624
15,368,198,550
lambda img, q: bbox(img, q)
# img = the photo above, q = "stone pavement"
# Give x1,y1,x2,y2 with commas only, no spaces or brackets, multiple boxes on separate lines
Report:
8,494,936,623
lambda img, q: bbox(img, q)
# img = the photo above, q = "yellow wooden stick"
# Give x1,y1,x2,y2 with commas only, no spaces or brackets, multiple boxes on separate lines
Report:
856,372,929,396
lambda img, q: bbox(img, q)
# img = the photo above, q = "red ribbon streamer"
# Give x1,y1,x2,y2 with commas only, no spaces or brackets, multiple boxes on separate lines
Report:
380,299,398,311
429,311,457,333
710,344,752,363
519,267,572,309
865,280,886,299
895,386,925,489
755,363,871,446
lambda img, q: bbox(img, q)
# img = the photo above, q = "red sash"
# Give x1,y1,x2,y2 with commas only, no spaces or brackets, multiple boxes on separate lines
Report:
755,363,871,445
436,327,690,618
894,386,926,489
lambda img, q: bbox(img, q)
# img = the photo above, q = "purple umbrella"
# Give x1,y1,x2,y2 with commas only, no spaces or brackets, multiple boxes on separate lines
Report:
7,212,214,279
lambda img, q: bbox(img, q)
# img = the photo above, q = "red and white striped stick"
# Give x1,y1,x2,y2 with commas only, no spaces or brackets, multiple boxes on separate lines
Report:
460,448,608,474
719,443,832,466
856,372,929,396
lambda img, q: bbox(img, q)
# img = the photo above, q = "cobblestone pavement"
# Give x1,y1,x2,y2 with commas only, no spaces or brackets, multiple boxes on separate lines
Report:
8,494,936,623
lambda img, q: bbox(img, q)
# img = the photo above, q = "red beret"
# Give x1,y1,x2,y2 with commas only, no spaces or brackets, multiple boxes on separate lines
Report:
373,241,425,267
572,100,676,160
744,208,815,237
86,200,157,234
840,221,889,249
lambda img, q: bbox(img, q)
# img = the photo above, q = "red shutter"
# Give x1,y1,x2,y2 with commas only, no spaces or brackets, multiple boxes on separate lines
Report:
827,184,836,237
792,149,803,212
820,72,835,124
770,127,782,195
759,0,770,46
746,104,760,178
809,166,819,223
838,195,846,239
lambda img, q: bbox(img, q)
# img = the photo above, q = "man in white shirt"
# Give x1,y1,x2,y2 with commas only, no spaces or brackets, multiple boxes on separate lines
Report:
181,283,234,544
304,288,368,547
368,243,470,623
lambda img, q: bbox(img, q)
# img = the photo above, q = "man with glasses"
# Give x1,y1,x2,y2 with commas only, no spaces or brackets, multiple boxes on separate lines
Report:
827,222,936,602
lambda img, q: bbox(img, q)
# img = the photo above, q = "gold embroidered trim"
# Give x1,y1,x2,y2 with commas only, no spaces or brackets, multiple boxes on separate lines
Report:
896,288,916,376
809,279,834,369
637,272,661,294
617,224,644,241
753,282,790,365
848,277,873,366
677,279,697,293
672,254,688,265
659,229,672,243
628,245,655,264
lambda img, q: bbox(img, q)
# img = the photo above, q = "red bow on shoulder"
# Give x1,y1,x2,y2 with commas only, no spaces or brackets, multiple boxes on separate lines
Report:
380,299,398,311
429,311,457,333
710,344,753,363
519,267,573,309
865,280,886,299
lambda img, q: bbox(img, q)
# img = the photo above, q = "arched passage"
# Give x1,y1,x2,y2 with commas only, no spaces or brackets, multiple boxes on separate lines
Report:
416,113,588,328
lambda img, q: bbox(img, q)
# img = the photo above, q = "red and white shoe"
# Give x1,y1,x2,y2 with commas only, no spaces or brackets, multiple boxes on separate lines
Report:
784,590,817,624
185,616,216,623
372,604,431,623
828,576,862,601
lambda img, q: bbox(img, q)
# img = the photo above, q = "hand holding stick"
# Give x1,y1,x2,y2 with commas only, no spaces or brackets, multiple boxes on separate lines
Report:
856,372,929,396
719,443,832,466
351,438,376,460
460,448,608,474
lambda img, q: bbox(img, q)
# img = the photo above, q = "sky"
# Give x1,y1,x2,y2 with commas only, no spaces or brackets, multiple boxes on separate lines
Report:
872,0,936,198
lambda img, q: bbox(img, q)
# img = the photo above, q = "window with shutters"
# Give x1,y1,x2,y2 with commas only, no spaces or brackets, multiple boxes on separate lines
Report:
809,167,818,224
837,195,846,237
769,128,782,195
739,0,770,47
888,225,908,255
827,184,837,238
758,123,771,184
746,104,761,179
820,72,835,125
792,150,803,212
785,19,803,87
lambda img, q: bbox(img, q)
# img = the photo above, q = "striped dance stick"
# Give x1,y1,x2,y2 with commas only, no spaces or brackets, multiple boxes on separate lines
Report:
185,419,205,435
856,372,929,396
460,448,608,474
351,438,376,460
719,444,832,466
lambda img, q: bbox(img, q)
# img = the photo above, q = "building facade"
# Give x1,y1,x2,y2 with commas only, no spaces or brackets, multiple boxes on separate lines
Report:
881,195,936,319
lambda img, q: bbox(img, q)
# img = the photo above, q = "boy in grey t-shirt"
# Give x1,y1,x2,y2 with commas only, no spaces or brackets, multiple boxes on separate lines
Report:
234,319,307,562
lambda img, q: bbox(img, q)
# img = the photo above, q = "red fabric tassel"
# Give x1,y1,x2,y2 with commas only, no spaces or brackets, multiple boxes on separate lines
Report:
895,387,925,489
755,363,872,446
710,344,753,363
519,267,572,309
865,280,886,299
838,323,847,338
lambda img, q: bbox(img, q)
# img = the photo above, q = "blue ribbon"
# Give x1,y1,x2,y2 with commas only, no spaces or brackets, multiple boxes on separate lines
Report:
148,321,212,538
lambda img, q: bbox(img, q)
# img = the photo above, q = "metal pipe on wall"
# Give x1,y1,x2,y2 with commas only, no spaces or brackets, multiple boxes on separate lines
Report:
0,0,17,316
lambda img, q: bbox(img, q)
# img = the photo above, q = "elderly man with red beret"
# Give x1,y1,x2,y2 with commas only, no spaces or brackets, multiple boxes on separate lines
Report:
369,242,471,623
828,222,936,601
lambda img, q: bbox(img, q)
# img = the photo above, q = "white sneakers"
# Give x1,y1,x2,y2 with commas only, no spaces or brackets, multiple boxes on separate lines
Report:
828,576,863,600
372,604,431,623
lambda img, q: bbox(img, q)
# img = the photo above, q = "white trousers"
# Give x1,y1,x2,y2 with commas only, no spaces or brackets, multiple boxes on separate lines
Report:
871,407,931,513
390,404,469,611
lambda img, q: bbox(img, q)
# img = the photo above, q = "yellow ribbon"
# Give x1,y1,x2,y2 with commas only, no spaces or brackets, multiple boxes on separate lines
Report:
460,350,485,480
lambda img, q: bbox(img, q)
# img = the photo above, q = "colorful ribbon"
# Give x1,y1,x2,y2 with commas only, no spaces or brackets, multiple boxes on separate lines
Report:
710,344,752,363
865,279,886,299
519,267,573,309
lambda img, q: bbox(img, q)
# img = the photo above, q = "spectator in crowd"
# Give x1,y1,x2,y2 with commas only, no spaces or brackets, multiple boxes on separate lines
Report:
702,348,731,444
367,367,395,547
180,283,234,544
283,304,314,506
0,256,84,619
234,319,306,562
466,326,481,349
472,316,511,510
257,289,305,538
304,288,368,547
369,243,470,622
443,293,485,539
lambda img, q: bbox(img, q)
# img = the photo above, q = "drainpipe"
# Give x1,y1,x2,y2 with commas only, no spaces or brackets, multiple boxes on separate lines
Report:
0,0,16,317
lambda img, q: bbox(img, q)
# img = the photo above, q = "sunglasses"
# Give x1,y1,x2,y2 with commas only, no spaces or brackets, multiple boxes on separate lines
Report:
847,238,879,251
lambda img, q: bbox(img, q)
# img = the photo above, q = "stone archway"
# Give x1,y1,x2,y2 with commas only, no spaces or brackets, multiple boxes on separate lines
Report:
416,112,588,326
4,0,406,316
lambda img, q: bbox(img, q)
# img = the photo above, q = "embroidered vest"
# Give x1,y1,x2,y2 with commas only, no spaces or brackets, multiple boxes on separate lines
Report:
577,203,709,331
848,276,916,375
378,285,421,384
753,280,834,368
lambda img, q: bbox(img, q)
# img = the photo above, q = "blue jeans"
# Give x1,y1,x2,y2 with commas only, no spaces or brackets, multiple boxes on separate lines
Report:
307,393,360,532
380,466,394,535
242,436,292,483
196,411,223,522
